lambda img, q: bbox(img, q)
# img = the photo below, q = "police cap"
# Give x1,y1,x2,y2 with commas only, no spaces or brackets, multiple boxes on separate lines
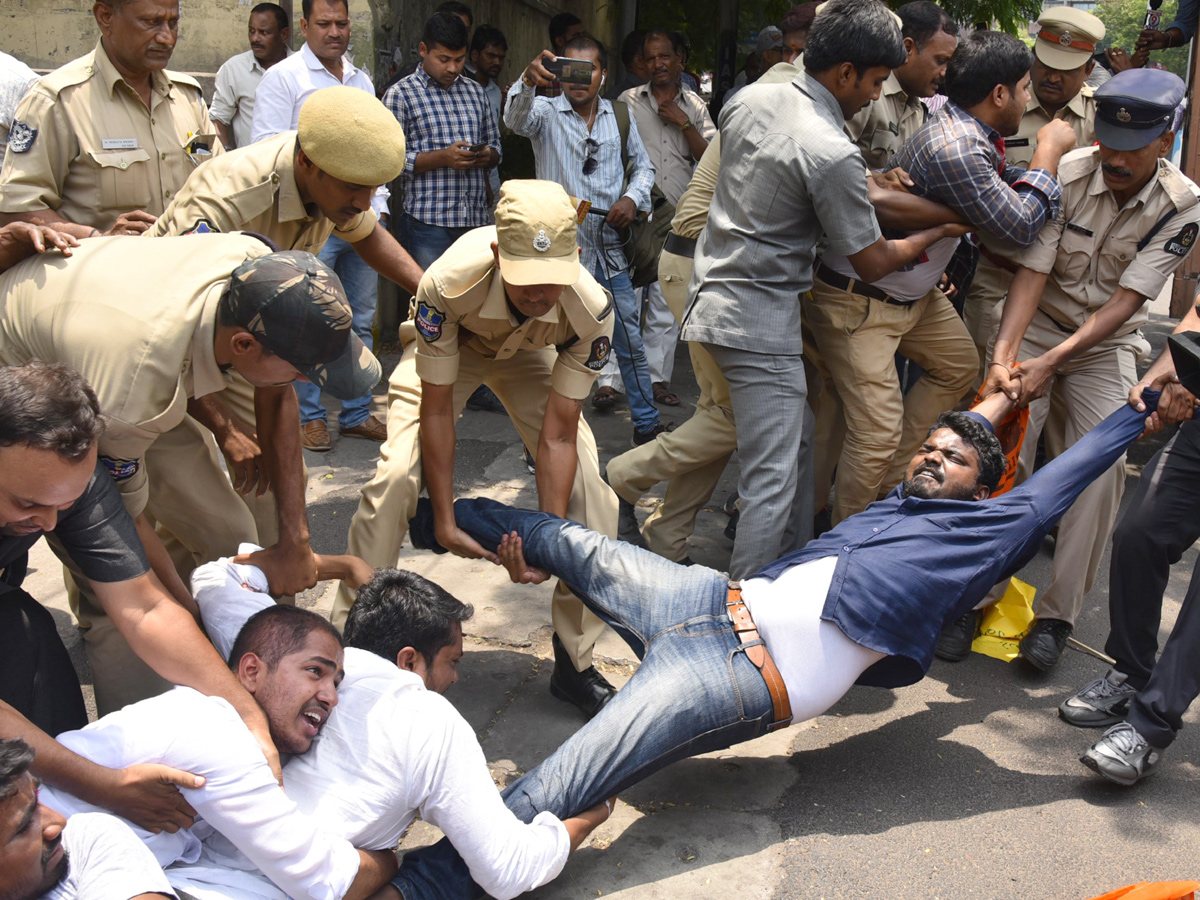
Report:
298,86,407,186
1035,8,1105,71
1094,68,1185,152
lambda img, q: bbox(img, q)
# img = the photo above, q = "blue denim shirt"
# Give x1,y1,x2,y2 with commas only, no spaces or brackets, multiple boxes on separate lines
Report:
754,399,1155,688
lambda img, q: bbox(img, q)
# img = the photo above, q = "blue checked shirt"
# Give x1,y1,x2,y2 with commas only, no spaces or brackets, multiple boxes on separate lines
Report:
888,101,1061,248
383,68,501,228
504,80,655,272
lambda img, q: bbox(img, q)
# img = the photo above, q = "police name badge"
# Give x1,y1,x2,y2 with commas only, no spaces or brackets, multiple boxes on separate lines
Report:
102,138,139,150
8,121,36,153
1165,223,1199,257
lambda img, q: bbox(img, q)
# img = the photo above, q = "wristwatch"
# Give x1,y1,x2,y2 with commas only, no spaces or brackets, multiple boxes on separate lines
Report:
682,118,693,131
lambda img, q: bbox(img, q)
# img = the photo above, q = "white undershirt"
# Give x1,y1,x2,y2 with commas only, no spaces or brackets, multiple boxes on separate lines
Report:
184,553,570,900
740,556,886,721
42,813,175,900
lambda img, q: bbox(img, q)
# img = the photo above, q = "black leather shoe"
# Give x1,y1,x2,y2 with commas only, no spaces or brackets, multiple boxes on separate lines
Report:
934,609,979,662
550,633,616,719
617,497,647,548
1019,618,1073,671
724,509,739,541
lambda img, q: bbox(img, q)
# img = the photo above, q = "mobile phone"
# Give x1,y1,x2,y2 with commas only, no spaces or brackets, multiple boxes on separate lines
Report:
545,56,594,85
467,142,488,152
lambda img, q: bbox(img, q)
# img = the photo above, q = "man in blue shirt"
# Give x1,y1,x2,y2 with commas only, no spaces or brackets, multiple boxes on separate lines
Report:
387,379,1167,900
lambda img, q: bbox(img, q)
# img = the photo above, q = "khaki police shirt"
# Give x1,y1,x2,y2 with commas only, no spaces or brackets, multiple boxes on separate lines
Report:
1016,146,1200,336
145,131,376,249
845,72,927,171
412,227,615,401
0,40,222,231
0,233,270,515
1004,87,1095,169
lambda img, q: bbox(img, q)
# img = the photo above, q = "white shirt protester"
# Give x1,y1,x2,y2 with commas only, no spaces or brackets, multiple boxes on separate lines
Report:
251,42,389,216
0,50,39,155
43,813,176,900
190,552,571,900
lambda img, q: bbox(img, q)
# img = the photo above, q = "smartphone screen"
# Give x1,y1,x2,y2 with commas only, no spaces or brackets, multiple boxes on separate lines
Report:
468,142,488,152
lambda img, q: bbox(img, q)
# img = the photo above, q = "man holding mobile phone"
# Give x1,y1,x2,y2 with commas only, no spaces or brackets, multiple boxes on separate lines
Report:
384,12,501,268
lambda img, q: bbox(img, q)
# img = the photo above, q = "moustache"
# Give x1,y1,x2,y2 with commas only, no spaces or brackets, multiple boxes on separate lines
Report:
1102,163,1134,178
42,835,62,869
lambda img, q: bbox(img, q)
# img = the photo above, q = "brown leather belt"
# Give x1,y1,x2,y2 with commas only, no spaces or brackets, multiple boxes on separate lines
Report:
978,244,1018,274
813,260,913,306
664,232,697,258
727,583,793,732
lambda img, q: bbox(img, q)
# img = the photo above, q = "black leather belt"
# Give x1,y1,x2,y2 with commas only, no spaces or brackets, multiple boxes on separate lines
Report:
663,232,697,258
814,260,914,306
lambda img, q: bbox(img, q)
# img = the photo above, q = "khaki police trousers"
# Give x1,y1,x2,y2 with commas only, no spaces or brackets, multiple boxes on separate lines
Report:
981,307,1148,625
606,249,737,562
335,341,617,670
804,279,977,524
962,255,1016,389
70,376,295,715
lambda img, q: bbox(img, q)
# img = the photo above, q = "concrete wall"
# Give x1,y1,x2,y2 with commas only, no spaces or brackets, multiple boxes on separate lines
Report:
3,0,618,101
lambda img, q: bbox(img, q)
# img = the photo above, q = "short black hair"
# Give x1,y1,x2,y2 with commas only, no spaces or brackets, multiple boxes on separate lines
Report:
0,361,103,462
228,604,342,672
803,0,907,77
0,739,34,802
643,28,683,57
436,0,472,26
929,411,1005,493
301,0,347,20
422,11,469,52
780,1,820,37
549,12,582,45
470,24,507,55
620,29,646,67
562,33,607,69
897,1,958,49
943,30,1032,108
344,569,473,668
250,2,288,32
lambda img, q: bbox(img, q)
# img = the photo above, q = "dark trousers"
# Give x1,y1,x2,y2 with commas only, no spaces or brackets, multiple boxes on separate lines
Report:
1106,417,1200,749
0,583,88,736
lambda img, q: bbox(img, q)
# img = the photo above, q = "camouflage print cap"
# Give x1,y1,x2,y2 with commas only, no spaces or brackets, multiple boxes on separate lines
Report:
226,251,382,400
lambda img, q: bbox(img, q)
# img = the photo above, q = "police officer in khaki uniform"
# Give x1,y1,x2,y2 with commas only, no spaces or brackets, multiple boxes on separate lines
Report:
0,0,221,235
338,180,621,718
963,7,1104,382
0,233,381,713
146,85,420,552
970,70,1199,671
604,61,803,563
845,1,958,170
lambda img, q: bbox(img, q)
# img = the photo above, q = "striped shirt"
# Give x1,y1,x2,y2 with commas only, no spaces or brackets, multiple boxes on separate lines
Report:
504,80,655,271
383,68,500,229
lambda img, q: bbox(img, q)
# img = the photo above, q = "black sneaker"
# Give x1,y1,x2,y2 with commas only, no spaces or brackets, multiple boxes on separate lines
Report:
934,609,980,662
724,508,739,541
1081,722,1164,786
1019,618,1073,671
1060,669,1137,728
632,422,674,447
465,384,506,413
617,497,647,548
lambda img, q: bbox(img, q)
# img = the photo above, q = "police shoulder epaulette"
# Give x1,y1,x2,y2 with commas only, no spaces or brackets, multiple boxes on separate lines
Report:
37,55,97,98
1079,84,1096,100
167,70,205,94
1057,145,1100,184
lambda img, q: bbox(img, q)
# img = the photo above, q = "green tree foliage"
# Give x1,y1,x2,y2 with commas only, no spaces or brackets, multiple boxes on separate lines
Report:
1096,0,1190,77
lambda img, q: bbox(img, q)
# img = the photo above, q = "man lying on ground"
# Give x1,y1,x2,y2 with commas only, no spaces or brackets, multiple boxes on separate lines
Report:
183,550,612,900
0,738,176,900
38,605,396,900
388,377,1172,900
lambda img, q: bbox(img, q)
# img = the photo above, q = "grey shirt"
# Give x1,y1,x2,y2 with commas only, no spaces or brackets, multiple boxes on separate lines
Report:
682,70,881,355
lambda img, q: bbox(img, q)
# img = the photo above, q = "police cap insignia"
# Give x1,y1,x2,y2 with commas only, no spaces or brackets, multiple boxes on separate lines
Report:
8,121,36,153
416,301,446,341
585,336,611,371
1165,223,1199,257
533,229,552,253
1117,107,1132,123
1059,30,1073,45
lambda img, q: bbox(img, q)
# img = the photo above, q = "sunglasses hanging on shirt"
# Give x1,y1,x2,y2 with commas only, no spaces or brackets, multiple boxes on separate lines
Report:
582,137,600,176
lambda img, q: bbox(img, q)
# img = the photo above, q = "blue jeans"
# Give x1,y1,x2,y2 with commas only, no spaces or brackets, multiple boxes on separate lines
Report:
294,235,377,429
398,213,472,269
392,497,775,900
590,259,659,432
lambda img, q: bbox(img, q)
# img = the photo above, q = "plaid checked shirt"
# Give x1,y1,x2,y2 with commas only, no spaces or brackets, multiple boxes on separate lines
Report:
889,101,1061,248
383,68,501,228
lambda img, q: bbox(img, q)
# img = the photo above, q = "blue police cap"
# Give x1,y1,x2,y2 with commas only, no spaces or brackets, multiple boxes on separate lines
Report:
1094,68,1186,151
